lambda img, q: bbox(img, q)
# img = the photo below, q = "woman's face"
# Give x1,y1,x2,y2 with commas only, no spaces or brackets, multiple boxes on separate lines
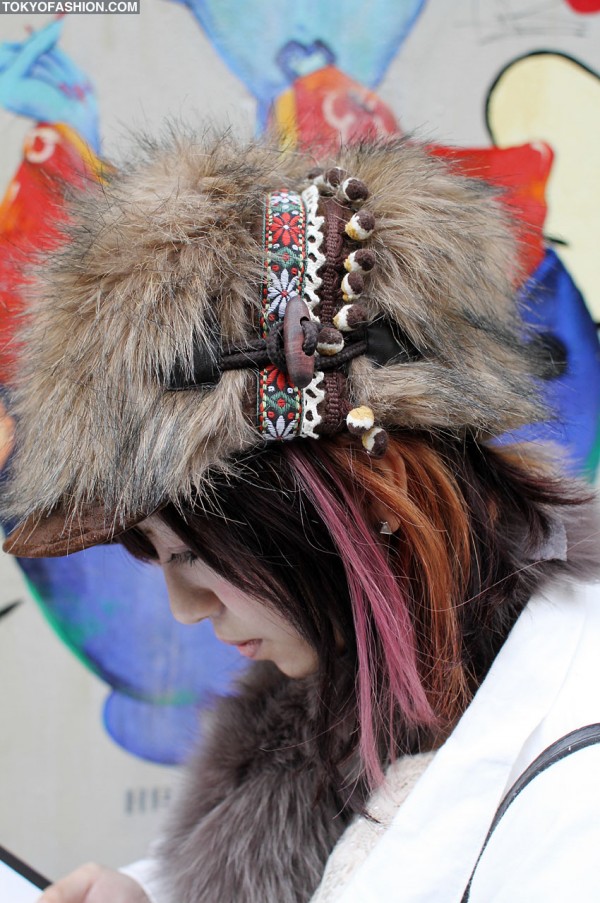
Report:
138,515,319,679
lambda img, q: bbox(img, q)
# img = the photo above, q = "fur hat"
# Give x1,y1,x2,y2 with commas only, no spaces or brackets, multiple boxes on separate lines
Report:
2,130,546,556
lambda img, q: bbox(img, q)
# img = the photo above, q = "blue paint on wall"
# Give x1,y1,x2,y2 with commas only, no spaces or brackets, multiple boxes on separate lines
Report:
174,0,426,126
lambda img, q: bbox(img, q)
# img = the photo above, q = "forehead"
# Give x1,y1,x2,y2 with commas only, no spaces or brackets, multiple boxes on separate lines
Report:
137,515,183,546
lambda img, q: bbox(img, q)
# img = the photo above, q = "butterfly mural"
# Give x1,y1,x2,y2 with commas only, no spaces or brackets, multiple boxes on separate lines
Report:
171,0,426,131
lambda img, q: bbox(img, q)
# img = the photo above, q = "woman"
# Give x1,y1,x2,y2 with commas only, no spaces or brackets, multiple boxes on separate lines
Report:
3,132,599,902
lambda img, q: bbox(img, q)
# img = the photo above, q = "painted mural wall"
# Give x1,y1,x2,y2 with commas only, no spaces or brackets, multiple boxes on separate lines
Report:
1,0,599,881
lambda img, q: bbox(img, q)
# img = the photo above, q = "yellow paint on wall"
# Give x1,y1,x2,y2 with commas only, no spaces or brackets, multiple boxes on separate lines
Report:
488,54,600,318
272,89,300,150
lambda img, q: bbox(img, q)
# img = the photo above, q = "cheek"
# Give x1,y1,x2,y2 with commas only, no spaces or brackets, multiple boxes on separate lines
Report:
212,580,271,624
211,580,320,677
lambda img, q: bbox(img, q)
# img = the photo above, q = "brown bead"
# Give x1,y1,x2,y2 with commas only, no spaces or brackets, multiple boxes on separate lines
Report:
344,249,376,273
346,405,375,435
353,249,376,271
346,210,375,241
324,167,346,189
341,271,364,301
341,178,369,204
333,303,370,333
362,426,389,457
317,326,345,356
347,303,369,328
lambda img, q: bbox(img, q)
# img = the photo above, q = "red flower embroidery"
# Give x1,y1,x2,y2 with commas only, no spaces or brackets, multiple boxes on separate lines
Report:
266,367,289,392
270,212,301,247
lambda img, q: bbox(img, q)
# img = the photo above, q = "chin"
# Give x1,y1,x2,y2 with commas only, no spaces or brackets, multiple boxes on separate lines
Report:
274,653,319,680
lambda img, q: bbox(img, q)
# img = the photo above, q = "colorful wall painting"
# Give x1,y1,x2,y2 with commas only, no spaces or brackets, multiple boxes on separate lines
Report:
173,0,426,134
0,18,99,151
565,0,600,13
0,0,599,875
485,51,600,475
19,548,245,764
487,51,600,320
0,569,182,879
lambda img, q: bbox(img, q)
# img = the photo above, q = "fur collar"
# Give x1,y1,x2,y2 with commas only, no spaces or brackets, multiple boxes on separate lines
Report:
158,662,366,903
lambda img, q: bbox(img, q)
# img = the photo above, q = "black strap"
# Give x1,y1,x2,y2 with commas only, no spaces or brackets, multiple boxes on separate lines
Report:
461,723,600,902
0,844,50,890
166,318,420,390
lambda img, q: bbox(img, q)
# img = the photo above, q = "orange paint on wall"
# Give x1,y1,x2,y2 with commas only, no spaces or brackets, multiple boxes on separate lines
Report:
270,65,399,153
0,124,104,384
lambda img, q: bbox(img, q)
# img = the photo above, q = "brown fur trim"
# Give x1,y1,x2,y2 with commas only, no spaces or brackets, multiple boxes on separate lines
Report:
159,662,364,903
3,130,545,531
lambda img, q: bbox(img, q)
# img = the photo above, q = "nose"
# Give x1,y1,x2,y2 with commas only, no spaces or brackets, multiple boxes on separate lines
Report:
164,575,222,625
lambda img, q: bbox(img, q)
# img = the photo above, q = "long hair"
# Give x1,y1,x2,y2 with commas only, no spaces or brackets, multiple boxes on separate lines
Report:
120,432,591,790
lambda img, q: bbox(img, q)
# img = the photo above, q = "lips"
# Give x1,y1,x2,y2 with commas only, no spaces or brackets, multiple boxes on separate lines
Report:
234,639,262,659
217,637,263,659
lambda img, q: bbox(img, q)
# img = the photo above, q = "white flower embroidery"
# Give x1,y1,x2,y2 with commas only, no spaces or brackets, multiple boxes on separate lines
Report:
265,414,297,440
267,269,299,321
269,191,293,208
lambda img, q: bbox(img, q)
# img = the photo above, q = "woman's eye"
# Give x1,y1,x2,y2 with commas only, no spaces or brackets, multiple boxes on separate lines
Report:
168,550,198,566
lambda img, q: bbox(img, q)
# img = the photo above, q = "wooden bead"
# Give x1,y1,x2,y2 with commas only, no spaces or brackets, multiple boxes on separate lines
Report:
283,294,315,389
345,210,375,241
341,271,364,301
346,405,375,435
317,326,345,357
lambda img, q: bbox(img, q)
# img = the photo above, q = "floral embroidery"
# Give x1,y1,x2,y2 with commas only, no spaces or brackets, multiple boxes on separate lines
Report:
268,191,293,208
270,211,302,248
266,265,299,324
258,191,307,440
259,365,302,439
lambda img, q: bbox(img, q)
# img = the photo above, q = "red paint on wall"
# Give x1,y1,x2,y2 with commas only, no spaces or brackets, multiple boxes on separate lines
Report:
431,142,553,278
0,124,103,383
564,0,600,13
270,65,399,154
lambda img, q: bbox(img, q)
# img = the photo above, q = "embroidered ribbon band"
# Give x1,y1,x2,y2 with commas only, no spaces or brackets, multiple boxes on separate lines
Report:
257,190,308,440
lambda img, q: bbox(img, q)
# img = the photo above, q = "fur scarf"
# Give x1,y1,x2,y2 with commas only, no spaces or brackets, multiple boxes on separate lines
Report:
158,662,365,903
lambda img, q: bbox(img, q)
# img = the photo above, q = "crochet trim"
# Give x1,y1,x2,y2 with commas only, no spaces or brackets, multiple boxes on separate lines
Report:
301,370,326,439
301,183,326,317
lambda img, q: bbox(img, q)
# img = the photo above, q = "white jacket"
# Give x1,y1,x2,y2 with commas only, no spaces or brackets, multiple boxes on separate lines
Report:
125,577,600,902
330,577,600,902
